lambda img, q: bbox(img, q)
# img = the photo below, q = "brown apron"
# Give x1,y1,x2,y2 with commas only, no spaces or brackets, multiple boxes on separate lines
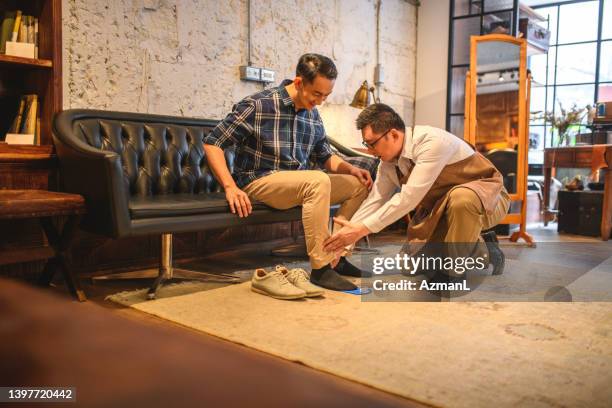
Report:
399,149,504,241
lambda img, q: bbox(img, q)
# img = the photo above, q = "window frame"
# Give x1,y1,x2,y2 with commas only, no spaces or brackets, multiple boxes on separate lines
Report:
528,0,608,155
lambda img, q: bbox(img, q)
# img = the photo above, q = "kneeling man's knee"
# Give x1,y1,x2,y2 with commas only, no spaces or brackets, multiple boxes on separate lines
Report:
447,188,481,215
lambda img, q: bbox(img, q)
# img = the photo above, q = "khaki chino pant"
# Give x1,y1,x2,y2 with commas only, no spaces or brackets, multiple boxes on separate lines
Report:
429,187,511,264
243,170,368,269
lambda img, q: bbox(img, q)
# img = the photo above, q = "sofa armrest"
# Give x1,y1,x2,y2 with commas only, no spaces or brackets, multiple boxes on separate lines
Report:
53,111,131,239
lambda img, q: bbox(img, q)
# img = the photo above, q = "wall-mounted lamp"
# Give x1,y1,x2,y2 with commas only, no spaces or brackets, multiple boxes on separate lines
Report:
350,81,377,109
498,71,505,82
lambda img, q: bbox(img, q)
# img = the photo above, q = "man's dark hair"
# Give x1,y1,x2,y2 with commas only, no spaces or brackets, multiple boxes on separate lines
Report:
296,53,338,83
356,103,406,134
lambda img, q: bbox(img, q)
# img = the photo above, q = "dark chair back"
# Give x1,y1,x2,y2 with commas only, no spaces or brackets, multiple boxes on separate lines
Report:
485,148,517,193
54,110,231,197
52,109,234,237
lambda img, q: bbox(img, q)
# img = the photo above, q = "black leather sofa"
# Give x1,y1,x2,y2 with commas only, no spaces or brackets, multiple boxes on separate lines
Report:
53,109,376,299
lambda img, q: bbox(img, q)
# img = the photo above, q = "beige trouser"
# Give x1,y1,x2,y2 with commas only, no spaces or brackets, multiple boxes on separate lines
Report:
243,170,369,268
429,187,510,264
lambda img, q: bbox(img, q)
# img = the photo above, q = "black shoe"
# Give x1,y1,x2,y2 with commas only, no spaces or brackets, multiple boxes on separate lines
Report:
481,231,505,275
334,257,372,278
311,264,358,291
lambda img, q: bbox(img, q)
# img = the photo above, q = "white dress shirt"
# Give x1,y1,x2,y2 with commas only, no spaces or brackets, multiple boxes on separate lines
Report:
350,125,475,233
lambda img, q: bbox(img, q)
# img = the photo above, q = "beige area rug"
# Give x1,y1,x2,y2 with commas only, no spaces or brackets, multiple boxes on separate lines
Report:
108,280,612,408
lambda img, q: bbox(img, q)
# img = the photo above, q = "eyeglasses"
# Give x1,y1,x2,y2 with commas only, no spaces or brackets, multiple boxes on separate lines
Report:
362,129,391,149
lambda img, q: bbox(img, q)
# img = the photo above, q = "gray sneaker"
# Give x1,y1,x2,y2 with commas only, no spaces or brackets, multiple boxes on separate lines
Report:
276,265,325,298
251,268,306,300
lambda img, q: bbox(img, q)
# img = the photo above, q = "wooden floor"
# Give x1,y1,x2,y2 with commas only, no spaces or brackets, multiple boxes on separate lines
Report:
43,224,609,407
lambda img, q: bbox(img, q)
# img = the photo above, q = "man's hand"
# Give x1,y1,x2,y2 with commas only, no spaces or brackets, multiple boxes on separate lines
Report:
349,166,373,190
324,217,371,253
225,186,252,218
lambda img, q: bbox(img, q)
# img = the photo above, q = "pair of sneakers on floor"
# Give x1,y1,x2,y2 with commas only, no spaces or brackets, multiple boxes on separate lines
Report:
251,258,369,300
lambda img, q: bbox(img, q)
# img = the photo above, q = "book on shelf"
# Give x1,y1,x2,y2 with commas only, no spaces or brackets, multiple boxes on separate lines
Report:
0,11,16,53
1,10,39,58
19,15,27,42
11,10,21,42
22,95,38,135
28,15,35,44
9,97,26,133
35,115,41,145
5,95,39,145
34,17,38,58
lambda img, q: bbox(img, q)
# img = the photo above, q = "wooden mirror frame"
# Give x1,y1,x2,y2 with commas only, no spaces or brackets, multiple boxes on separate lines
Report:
463,34,534,246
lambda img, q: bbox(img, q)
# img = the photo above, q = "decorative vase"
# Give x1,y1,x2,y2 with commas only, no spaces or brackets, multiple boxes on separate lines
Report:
558,132,570,146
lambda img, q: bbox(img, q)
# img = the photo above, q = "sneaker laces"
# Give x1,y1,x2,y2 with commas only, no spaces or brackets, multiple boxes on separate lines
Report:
288,268,309,283
276,265,308,283
270,268,291,285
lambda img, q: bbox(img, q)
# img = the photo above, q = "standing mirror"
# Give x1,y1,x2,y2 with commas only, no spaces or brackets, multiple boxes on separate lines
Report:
464,34,534,245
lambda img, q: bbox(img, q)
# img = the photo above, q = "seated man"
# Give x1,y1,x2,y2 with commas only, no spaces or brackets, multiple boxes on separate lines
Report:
204,53,372,291
324,103,509,276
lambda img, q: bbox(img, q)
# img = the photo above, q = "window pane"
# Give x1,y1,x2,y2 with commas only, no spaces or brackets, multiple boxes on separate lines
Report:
529,46,556,85
598,83,612,102
599,41,612,82
451,67,469,114
528,126,545,164
557,1,599,44
554,84,595,113
603,0,612,40
454,0,479,17
530,86,547,124
484,0,513,12
452,17,481,65
555,43,597,84
533,6,558,45
528,125,545,150
483,11,513,35
450,116,465,138
528,149,544,165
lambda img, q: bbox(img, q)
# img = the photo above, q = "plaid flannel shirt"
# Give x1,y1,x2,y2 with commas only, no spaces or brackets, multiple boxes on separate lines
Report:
204,79,334,188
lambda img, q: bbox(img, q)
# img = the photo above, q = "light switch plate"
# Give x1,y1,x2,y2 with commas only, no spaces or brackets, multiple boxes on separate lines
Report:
240,65,261,81
260,68,275,83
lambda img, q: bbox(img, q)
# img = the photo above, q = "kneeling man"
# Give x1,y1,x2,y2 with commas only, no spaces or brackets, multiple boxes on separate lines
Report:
324,104,509,275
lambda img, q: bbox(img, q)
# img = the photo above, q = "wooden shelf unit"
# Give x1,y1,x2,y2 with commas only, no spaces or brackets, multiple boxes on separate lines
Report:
0,54,53,68
0,0,61,150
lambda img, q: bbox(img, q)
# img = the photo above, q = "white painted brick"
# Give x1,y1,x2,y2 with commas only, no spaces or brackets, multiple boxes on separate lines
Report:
63,0,417,147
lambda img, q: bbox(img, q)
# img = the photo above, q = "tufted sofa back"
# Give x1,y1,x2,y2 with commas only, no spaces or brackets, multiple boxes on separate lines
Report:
62,112,231,197
53,110,315,238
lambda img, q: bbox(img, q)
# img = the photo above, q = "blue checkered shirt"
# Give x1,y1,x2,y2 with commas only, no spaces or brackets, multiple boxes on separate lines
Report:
204,79,334,188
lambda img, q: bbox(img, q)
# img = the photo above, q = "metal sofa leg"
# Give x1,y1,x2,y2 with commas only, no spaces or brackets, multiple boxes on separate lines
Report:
146,233,241,300
93,233,240,299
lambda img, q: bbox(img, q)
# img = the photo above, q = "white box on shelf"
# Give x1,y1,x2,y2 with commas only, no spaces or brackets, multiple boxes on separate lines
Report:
5,41,35,59
5,133,35,145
